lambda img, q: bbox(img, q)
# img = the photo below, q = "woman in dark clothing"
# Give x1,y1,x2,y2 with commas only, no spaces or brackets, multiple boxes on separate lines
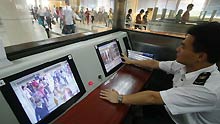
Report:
126,9,132,28
135,9,144,29
142,11,148,30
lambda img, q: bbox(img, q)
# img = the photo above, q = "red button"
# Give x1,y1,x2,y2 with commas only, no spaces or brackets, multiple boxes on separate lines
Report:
88,81,94,86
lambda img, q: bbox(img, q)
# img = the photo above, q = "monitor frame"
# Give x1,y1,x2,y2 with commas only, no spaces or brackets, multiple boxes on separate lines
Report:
0,54,86,124
123,36,131,50
95,39,123,77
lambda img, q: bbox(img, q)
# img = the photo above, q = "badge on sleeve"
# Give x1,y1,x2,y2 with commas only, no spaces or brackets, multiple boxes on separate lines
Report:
193,72,211,86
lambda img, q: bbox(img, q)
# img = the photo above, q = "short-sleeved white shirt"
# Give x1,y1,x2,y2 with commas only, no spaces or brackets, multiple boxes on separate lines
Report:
159,61,220,124
63,6,74,25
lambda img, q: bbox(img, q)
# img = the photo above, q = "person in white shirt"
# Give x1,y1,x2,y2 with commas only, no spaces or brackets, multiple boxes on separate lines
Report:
37,5,45,26
62,1,80,34
100,22,220,124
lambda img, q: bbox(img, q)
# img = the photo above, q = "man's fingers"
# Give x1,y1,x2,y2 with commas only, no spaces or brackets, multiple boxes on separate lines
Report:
100,96,108,100
100,92,108,97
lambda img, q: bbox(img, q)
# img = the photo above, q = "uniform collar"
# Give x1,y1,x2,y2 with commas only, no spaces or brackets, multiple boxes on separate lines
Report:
182,64,218,80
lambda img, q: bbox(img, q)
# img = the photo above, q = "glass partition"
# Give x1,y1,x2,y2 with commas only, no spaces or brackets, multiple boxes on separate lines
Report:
0,0,115,47
125,0,220,38
1,0,220,47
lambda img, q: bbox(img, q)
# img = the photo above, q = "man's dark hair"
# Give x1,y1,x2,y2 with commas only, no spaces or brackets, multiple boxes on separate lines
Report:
128,9,132,13
187,22,220,63
140,9,144,13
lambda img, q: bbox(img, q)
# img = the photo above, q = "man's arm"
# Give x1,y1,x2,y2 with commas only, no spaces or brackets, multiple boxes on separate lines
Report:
73,11,81,21
100,89,164,105
122,54,160,69
123,91,164,105
62,8,66,25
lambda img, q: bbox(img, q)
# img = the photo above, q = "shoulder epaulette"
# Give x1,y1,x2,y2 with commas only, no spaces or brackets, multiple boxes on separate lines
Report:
193,72,211,86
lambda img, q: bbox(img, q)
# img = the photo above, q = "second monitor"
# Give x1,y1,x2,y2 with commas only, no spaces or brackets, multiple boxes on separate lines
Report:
95,39,123,77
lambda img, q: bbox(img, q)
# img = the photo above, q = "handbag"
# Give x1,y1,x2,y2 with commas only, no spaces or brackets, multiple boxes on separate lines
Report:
38,17,43,26
51,18,56,25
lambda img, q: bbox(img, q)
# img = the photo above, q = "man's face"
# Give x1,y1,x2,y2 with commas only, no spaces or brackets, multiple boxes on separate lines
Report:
176,34,200,66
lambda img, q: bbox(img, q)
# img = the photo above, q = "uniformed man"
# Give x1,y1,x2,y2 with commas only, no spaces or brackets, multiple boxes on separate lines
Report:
100,22,220,124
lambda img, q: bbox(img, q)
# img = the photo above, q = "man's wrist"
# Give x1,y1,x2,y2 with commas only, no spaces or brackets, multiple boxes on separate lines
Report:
118,95,123,104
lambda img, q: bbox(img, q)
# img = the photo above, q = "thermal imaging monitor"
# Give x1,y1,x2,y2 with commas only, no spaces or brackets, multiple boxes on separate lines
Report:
0,55,85,124
95,39,123,77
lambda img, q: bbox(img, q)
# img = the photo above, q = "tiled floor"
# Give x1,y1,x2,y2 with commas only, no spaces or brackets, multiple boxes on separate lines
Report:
3,20,111,47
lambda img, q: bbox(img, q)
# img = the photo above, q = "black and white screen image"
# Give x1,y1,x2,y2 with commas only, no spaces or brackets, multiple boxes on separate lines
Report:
10,60,80,124
98,41,122,73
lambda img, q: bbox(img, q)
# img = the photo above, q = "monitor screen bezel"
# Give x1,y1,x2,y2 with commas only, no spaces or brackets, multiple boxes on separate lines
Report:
95,39,123,77
123,36,131,50
0,54,86,124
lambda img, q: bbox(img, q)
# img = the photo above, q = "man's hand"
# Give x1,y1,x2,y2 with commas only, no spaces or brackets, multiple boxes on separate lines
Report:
100,89,119,103
121,53,133,64
122,53,159,69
